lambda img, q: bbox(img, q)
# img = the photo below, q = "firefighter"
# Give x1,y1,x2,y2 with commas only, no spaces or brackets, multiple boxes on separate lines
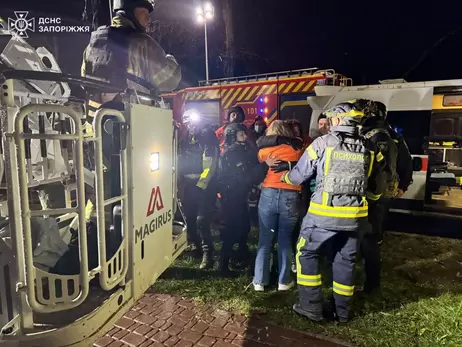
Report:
218,123,262,273
178,110,219,269
81,0,181,103
280,101,385,322
216,106,249,152
356,99,399,293
387,125,413,199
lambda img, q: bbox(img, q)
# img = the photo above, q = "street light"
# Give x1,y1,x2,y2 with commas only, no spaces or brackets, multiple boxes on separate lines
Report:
196,2,214,82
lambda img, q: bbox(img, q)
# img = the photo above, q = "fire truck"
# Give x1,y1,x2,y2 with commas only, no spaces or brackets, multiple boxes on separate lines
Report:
161,68,353,133
164,71,462,219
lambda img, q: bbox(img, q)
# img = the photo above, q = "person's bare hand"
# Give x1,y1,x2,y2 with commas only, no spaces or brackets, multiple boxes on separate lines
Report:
395,189,405,198
266,156,280,167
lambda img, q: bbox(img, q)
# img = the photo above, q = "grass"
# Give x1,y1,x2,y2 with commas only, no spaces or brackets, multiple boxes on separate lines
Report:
153,230,462,347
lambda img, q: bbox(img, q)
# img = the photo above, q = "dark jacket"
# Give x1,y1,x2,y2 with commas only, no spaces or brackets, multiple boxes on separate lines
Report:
386,124,413,191
81,14,181,93
218,143,263,197
361,121,399,198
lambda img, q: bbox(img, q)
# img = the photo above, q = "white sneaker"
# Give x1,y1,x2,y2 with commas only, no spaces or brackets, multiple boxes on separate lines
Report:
278,282,294,291
253,284,264,292
291,261,297,273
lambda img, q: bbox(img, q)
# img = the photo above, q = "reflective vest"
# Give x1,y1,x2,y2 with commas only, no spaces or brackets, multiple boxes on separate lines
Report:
308,134,382,231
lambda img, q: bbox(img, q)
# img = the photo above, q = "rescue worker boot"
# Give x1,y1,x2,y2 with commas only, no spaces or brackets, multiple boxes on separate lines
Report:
231,245,250,270
293,303,323,322
186,243,202,259
333,301,350,323
200,250,214,270
219,256,235,277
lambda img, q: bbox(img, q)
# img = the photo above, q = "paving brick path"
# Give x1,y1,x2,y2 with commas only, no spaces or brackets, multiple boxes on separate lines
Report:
94,293,345,347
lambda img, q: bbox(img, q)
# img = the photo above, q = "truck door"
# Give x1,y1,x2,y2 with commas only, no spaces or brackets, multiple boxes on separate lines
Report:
279,94,313,137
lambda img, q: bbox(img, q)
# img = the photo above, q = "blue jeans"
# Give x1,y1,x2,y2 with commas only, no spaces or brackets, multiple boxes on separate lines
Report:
254,188,300,286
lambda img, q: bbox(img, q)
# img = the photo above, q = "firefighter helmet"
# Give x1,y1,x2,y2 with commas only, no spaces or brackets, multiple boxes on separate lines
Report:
224,123,247,144
227,106,245,123
371,101,387,120
325,101,365,125
352,99,388,121
113,0,154,13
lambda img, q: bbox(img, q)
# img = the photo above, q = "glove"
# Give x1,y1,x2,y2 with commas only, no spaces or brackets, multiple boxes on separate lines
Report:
271,161,290,173
270,161,297,173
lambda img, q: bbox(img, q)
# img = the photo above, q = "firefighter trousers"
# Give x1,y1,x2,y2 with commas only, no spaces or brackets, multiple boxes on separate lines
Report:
220,192,250,263
296,222,360,320
361,198,391,289
182,179,214,253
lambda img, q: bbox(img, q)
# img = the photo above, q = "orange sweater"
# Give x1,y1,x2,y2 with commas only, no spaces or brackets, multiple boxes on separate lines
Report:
258,144,302,191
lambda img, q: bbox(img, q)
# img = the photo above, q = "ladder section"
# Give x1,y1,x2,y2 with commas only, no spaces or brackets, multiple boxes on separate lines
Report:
199,67,320,86
199,68,353,87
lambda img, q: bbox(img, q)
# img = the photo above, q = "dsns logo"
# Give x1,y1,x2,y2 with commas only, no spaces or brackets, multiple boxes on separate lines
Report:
8,11,35,38
136,186,172,244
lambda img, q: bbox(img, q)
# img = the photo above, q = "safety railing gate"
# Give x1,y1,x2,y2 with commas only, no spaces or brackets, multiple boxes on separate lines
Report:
4,103,129,326
91,108,129,291
13,104,90,315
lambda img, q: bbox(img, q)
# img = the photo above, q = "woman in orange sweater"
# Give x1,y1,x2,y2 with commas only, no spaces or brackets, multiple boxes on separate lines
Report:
253,120,303,292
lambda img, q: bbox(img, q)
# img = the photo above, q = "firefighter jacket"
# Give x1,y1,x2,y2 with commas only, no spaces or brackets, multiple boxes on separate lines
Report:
281,125,386,232
218,143,262,198
178,128,219,190
386,125,413,191
81,14,181,94
361,123,399,198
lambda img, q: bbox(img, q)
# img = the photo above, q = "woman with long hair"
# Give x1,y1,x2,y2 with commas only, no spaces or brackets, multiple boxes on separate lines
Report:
253,120,303,291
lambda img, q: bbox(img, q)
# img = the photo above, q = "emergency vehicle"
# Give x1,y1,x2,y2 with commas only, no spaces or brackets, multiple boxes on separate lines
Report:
163,71,462,219
0,19,186,346
161,68,353,133
306,79,462,219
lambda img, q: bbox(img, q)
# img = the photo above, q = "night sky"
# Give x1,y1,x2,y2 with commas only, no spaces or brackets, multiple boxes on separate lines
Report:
3,0,462,86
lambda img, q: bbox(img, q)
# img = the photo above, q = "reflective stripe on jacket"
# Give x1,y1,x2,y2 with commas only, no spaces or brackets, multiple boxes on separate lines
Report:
282,126,386,231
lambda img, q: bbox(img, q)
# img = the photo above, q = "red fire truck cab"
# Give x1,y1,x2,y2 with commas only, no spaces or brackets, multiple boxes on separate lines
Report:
161,68,352,135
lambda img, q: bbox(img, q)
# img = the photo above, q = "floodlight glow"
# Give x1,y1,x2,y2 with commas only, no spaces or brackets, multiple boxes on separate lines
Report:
150,152,160,172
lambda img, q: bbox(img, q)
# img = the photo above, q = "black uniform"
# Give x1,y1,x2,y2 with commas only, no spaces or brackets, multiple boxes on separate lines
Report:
387,124,413,192
218,124,265,271
178,126,219,269
360,118,399,291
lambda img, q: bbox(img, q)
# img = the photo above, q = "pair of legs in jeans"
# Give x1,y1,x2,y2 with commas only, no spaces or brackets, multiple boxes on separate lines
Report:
254,188,300,289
